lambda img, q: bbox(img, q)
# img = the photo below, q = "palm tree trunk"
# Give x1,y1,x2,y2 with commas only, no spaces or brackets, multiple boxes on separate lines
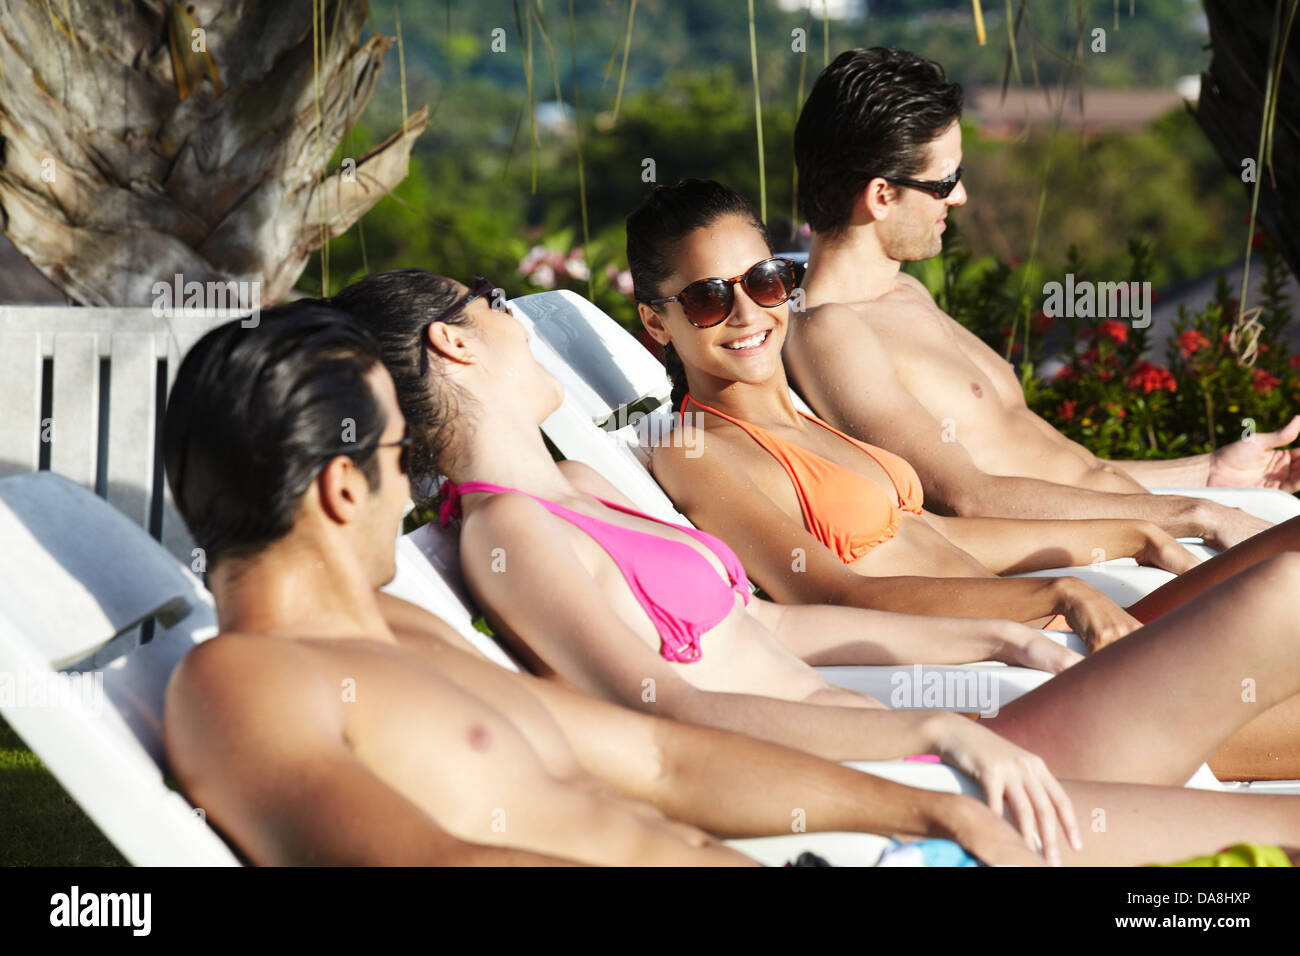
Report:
0,0,427,306
1194,0,1300,279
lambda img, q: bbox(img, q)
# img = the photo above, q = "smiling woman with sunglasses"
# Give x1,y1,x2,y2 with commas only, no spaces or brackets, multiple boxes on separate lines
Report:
628,177,1300,782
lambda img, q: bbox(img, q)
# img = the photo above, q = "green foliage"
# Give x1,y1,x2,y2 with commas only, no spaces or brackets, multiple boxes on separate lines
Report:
929,228,1300,460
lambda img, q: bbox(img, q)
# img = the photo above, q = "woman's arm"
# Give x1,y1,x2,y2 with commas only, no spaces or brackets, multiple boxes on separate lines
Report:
746,598,1082,672
920,513,1199,576
651,437,1142,649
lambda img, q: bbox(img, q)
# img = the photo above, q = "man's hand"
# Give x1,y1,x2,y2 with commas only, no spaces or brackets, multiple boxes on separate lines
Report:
994,622,1084,674
1194,501,1274,551
1207,415,1300,491
1052,577,1143,651
1134,523,1202,574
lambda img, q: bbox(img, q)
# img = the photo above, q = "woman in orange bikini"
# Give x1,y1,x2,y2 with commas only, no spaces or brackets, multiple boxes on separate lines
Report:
629,179,1300,780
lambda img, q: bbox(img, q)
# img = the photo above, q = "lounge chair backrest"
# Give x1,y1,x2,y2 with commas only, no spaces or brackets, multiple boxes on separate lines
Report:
509,292,687,524
388,523,525,673
0,471,237,864
0,471,210,670
0,306,231,562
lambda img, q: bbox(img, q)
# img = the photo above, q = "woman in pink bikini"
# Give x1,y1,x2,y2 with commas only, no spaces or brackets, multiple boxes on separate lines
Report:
330,267,1300,866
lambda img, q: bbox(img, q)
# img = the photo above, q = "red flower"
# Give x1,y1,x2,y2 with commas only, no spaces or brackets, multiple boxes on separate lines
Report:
1178,329,1211,357
1105,401,1127,418
1251,229,1268,252
1086,320,1129,345
1033,309,1054,335
1128,361,1177,394
1252,369,1281,395
1059,399,1077,421
1288,355,1300,371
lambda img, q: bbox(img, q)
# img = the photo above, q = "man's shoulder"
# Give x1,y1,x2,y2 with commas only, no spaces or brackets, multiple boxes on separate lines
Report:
796,299,881,342
169,630,323,719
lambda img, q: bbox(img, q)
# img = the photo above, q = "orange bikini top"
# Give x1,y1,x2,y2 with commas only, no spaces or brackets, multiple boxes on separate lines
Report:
680,394,925,564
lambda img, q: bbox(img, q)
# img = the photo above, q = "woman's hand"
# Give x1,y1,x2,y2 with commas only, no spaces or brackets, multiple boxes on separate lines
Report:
1052,576,1143,650
928,712,1082,866
993,621,1084,673
1134,521,1202,574
936,795,1054,867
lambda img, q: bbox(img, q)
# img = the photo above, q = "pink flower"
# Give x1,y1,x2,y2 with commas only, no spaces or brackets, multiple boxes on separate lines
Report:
531,264,556,289
615,269,634,298
564,250,589,282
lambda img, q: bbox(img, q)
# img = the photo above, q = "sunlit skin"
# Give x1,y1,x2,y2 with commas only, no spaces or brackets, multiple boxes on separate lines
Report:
641,209,1300,780
166,362,759,866
169,315,1118,868
365,280,1300,864
787,120,1300,556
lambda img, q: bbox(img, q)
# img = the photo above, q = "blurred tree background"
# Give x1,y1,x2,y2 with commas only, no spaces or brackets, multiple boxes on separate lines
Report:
305,0,1249,326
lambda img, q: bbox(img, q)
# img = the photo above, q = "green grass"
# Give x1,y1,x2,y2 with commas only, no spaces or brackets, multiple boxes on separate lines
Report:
0,715,127,866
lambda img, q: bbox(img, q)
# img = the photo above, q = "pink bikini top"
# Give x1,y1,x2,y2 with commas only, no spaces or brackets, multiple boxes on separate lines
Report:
438,479,751,662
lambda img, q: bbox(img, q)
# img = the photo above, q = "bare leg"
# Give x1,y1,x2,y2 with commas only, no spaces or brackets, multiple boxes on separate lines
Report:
1128,514,1300,622
1207,695,1300,780
1056,780,1300,866
984,553,1300,783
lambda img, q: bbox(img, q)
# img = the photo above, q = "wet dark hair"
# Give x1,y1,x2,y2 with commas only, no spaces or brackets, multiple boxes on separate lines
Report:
625,178,768,410
163,301,386,569
330,268,473,499
795,47,964,238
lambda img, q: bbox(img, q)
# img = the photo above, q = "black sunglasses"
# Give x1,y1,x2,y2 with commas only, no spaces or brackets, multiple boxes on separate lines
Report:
642,257,800,328
419,275,508,375
885,164,964,199
320,433,413,477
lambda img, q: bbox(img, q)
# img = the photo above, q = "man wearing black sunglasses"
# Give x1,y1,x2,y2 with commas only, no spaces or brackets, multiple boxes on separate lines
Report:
785,46,1292,553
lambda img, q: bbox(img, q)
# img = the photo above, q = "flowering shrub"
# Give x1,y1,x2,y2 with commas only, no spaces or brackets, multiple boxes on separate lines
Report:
515,233,639,327
935,233,1300,459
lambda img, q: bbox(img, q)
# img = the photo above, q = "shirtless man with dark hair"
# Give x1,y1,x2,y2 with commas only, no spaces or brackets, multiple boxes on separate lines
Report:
786,47,1300,552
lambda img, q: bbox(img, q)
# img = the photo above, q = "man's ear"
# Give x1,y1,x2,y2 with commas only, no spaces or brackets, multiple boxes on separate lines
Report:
638,303,672,347
316,455,368,525
859,176,895,223
426,320,476,365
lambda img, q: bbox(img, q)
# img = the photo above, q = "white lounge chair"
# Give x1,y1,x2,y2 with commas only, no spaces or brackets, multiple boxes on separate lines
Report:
0,305,233,563
0,471,240,865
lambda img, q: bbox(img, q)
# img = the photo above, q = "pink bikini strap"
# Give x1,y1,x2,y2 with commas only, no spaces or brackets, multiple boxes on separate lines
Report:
437,478,511,526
